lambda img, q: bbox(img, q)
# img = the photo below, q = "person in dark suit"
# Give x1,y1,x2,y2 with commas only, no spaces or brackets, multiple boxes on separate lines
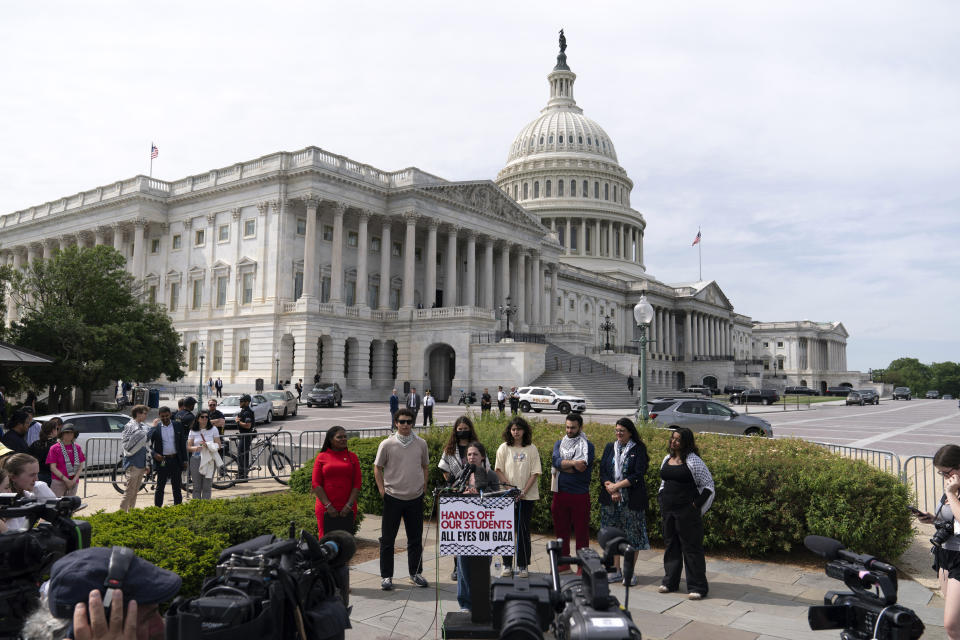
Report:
389,388,400,426
598,417,649,585
406,387,421,425
148,406,188,507
214,377,223,398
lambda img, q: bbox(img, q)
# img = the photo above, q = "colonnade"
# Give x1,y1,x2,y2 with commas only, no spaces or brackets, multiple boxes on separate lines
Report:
541,216,643,265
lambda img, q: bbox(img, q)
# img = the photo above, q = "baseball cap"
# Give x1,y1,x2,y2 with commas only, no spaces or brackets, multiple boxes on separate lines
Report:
60,423,78,434
47,547,182,618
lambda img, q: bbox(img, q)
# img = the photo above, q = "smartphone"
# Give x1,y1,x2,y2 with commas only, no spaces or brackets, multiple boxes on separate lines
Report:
907,505,924,516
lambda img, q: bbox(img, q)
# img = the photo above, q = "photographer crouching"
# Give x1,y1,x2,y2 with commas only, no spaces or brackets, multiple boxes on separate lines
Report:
913,444,960,640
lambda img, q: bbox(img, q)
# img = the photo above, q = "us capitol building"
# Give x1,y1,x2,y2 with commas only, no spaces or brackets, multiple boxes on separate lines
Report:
1,38,858,402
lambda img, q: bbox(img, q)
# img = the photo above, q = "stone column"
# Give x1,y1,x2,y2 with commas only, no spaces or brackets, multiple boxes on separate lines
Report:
112,224,124,255
550,265,559,324
530,251,540,325
27,243,41,266
620,224,628,260
6,249,23,324
594,219,601,256
499,242,511,305
302,198,319,301
424,220,438,308
378,220,392,309
131,220,147,281
669,311,676,357
401,213,417,308
607,222,613,258
565,219,572,255
94,227,109,246
638,228,644,266
356,211,370,307
445,226,458,306
515,250,526,328
684,311,693,361
483,239,494,308
465,231,476,307
577,220,585,256
330,203,345,303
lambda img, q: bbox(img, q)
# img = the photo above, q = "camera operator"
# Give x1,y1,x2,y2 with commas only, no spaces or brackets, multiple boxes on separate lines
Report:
2,452,57,530
21,547,181,640
914,444,960,639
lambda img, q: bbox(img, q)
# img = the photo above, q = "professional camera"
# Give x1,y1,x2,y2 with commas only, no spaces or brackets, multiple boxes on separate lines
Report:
164,525,356,640
490,527,641,640
930,520,954,548
805,535,924,640
0,495,91,637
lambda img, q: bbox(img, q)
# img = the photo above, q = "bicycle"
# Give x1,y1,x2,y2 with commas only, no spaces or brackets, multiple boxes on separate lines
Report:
232,429,294,485
112,450,239,494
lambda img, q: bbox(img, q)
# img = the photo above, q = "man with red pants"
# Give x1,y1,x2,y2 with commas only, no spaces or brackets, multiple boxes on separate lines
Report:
550,412,594,573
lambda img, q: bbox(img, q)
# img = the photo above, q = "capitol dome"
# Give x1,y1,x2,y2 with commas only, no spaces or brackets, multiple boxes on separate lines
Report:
496,34,646,276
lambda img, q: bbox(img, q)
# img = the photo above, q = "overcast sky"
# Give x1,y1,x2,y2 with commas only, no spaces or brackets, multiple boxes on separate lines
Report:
2,1,957,373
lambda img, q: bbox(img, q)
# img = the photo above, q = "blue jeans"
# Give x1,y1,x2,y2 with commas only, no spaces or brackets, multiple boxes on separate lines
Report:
456,556,490,610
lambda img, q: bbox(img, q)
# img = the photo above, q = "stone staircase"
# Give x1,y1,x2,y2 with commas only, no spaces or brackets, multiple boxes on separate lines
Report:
531,343,675,410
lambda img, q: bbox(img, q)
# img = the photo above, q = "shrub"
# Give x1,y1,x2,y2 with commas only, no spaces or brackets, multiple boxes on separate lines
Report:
80,493,317,595
344,413,913,559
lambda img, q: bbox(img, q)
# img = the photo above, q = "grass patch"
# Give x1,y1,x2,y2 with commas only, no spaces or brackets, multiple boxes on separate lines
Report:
774,395,844,405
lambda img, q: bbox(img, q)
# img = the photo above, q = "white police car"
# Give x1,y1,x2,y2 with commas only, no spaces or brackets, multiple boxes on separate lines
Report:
516,387,586,414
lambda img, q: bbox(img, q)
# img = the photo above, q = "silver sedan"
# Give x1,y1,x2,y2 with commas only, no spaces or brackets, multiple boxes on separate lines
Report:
262,390,298,419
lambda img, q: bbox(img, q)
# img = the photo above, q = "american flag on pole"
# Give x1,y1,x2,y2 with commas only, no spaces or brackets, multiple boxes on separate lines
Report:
692,229,701,246
150,143,159,159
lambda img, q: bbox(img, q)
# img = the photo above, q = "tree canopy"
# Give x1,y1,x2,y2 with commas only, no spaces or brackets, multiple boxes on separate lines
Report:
4,245,184,410
879,357,960,397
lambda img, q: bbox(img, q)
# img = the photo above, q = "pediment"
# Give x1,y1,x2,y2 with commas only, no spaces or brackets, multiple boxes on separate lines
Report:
691,282,733,310
417,181,545,230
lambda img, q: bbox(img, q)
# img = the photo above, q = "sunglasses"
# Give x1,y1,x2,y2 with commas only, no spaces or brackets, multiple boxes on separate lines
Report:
397,419,413,425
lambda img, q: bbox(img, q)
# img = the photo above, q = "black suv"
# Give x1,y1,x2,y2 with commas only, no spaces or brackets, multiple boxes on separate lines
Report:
892,387,911,400
723,385,746,394
306,382,343,408
784,386,819,396
730,389,780,405
826,387,853,397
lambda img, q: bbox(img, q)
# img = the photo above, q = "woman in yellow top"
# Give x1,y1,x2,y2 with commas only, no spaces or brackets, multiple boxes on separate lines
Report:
494,416,541,578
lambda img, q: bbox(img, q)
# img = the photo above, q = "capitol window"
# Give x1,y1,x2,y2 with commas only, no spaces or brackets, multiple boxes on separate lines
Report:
347,231,358,247
150,238,160,254
582,180,588,197
169,282,179,311
296,218,306,236
243,219,256,238
213,340,223,370
587,137,592,145
322,225,333,241
415,248,422,262
559,135,563,143
539,136,544,145
242,273,254,305
192,280,203,310
604,184,609,200
148,285,157,304
546,180,551,197
392,241,402,257
594,182,600,199
522,183,528,199
371,236,381,252
238,339,249,371
548,135,553,144
219,224,230,242
570,180,576,196
195,229,205,247
534,182,540,198
578,135,583,144
216,276,228,307
513,184,518,199
557,180,563,197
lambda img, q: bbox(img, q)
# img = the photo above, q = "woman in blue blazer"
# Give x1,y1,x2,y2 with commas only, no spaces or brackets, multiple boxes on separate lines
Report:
598,417,649,584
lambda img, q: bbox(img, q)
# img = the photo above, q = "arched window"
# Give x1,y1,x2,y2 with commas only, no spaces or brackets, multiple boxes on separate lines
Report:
587,137,592,145
529,138,534,149
578,135,583,144
548,135,553,144
570,180,576,196
582,180,588,197
604,183,609,200
513,184,518,200
613,185,617,201
534,181,540,198
545,180,551,197
539,136,544,145
559,134,564,143
557,180,564,197
522,183,528,199
594,182,599,198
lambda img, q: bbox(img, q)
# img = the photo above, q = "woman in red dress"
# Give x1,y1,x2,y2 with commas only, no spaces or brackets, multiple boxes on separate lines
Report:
312,426,362,537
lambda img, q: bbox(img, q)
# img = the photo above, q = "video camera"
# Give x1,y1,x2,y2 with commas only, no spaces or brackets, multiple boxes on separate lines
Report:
805,535,924,640
491,527,641,640
0,495,91,637
164,524,356,640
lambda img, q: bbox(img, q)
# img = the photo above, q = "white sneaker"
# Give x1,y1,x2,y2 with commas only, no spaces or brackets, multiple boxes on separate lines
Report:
500,566,513,578
517,568,529,578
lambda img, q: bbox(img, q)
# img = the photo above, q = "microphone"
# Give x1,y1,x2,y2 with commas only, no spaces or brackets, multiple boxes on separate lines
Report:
315,529,357,567
804,535,896,574
598,526,632,556
453,463,476,493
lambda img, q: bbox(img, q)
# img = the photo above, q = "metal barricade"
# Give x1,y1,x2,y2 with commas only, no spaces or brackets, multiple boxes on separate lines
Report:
81,437,125,497
810,441,901,477
902,455,944,514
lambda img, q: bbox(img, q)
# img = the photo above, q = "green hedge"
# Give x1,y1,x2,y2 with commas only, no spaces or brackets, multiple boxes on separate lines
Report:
80,493,316,595
293,412,912,559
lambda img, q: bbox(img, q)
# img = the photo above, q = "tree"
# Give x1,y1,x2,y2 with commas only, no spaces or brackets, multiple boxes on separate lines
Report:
930,361,960,398
883,357,931,393
7,245,184,410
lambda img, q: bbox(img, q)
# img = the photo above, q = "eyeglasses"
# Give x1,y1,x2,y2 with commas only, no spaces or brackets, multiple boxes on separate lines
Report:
938,469,955,477
397,419,413,425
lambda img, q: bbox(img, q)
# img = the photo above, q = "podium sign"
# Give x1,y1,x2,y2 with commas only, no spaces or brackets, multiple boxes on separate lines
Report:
438,494,514,556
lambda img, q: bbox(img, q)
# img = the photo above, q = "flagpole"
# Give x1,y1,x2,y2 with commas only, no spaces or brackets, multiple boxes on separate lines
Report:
698,227,702,281
150,141,154,178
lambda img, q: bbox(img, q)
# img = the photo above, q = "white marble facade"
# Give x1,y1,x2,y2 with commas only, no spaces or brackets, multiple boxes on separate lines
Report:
0,40,859,400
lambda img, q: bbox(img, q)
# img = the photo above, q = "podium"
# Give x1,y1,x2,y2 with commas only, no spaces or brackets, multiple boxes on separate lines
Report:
438,493,516,638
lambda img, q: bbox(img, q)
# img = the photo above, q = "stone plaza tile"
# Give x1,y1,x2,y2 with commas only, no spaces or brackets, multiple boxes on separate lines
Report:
728,611,843,640
895,578,935,608
733,592,811,619
665,619,759,640
345,619,416,640
665,599,756,626
626,609,690,639
618,589,688,614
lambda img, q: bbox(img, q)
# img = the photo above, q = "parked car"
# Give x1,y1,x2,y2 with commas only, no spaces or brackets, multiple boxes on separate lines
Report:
784,386,819,396
891,387,912,401
729,389,780,405
723,385,746,395
825,387,854,397
943,394,954,400
219,394,273,427
926,390,940,399
649,399,773,437
845,391,864,406
306,382,343,408
516,387,586,414
857,389,880,405
263,390,298,418
683,385,713,396
34,412,131,469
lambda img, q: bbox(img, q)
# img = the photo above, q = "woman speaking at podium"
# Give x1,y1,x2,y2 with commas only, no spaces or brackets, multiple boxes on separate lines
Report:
454,441,499,613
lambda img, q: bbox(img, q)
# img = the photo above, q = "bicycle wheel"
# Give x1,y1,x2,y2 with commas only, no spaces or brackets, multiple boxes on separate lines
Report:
267,450,294,485
111,459,127,494
213,454,239,490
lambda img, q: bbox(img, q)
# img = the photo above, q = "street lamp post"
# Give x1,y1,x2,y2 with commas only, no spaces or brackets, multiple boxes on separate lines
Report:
632,296,654,423
198,342,206,405
498,295,518,339
275,349,281,390
599,314,616,352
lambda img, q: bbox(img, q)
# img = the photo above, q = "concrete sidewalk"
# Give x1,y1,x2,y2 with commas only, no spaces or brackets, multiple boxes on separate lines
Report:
345,514,946,640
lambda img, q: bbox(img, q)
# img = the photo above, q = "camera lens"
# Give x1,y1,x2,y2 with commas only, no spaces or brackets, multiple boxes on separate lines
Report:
499,599,542,640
